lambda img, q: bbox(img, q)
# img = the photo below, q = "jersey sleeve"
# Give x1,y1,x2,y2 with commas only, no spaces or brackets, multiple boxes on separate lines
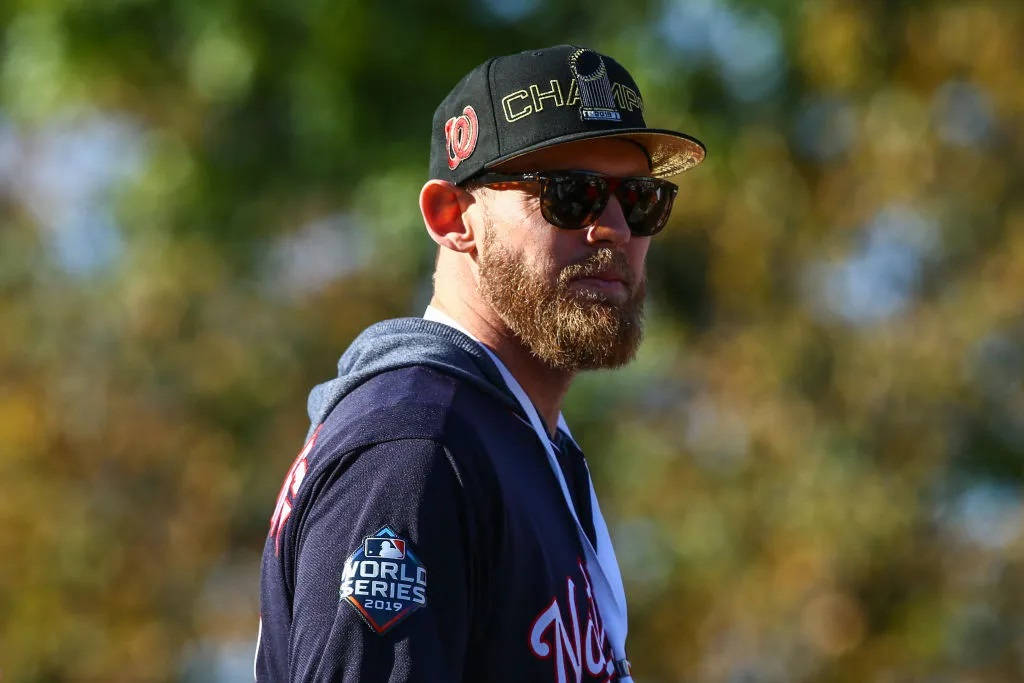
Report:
285,438,476,682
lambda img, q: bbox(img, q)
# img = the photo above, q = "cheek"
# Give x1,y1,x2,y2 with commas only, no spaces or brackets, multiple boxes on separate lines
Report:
490,193,542,236
515,199,553,241
502,200,561,272
628,239,651,277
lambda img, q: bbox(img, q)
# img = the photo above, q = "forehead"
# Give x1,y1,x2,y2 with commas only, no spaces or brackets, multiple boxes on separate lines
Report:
492,137,652,177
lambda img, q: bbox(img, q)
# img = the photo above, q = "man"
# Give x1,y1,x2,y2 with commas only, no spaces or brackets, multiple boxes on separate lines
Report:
257,45,704,682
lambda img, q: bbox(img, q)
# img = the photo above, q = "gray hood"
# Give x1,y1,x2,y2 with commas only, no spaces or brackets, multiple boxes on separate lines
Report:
306,317,518,437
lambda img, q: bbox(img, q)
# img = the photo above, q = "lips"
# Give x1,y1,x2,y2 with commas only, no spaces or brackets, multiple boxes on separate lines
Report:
568,271,631,298
571,270,629,288
559,249,635,293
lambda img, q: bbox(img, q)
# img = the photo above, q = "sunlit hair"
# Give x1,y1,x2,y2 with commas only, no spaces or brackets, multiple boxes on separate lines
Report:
475,201,646,371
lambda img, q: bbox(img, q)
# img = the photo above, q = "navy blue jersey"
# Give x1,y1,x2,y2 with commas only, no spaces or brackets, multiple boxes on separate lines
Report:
257,320,622,682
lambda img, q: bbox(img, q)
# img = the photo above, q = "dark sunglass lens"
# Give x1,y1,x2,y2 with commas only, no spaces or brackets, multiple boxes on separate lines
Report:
541,174,608,229
618,180,675,236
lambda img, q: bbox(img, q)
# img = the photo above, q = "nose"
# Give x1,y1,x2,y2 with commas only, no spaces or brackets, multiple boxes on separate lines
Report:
584,195,632,246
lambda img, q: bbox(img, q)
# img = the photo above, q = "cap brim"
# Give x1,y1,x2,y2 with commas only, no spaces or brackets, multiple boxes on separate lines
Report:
484,128,706,178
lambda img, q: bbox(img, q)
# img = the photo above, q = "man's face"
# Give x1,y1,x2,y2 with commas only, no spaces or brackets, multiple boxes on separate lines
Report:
472,138,654,371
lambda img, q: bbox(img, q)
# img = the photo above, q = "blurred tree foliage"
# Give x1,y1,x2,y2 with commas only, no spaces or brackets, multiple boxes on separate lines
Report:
1,0,1023,680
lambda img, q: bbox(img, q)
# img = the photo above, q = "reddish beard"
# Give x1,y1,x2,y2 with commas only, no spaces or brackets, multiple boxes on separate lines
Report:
477,235,646,372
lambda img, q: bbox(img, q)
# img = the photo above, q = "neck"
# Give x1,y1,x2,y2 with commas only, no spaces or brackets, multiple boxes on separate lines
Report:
429,295,572,437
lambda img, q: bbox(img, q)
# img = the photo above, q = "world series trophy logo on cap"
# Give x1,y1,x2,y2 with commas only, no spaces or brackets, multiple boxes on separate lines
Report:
568,48,621,122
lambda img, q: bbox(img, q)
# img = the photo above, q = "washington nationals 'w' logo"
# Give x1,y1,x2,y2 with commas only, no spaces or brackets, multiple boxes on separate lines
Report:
445,105,478,170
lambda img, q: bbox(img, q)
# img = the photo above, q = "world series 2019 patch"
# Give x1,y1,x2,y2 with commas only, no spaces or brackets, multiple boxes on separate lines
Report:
339,526,427,634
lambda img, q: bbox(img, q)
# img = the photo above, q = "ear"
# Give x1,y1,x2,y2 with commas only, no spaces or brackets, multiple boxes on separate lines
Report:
419,179,477,253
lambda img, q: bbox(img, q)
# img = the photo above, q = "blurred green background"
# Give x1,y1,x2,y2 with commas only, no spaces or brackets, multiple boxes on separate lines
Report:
1,0,1022,680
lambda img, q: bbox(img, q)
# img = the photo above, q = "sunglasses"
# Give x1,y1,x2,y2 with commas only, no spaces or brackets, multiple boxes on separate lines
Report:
471,170,678,237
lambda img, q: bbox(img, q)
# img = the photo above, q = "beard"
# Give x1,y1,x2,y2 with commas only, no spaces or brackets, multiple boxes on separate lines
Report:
477,231,646,372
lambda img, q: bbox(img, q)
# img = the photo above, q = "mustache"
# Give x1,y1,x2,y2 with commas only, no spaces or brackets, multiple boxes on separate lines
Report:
558,249,637,289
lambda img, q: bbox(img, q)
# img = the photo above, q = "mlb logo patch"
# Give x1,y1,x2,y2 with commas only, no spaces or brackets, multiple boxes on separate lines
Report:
339,526,427,635
365,536,406,559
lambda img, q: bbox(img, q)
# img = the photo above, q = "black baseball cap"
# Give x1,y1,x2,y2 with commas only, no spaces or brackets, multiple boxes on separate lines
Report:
429,45,705,185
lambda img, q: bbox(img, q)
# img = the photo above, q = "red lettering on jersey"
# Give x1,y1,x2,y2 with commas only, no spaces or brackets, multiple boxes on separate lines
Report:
269,424,322,555
529,560,615,682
